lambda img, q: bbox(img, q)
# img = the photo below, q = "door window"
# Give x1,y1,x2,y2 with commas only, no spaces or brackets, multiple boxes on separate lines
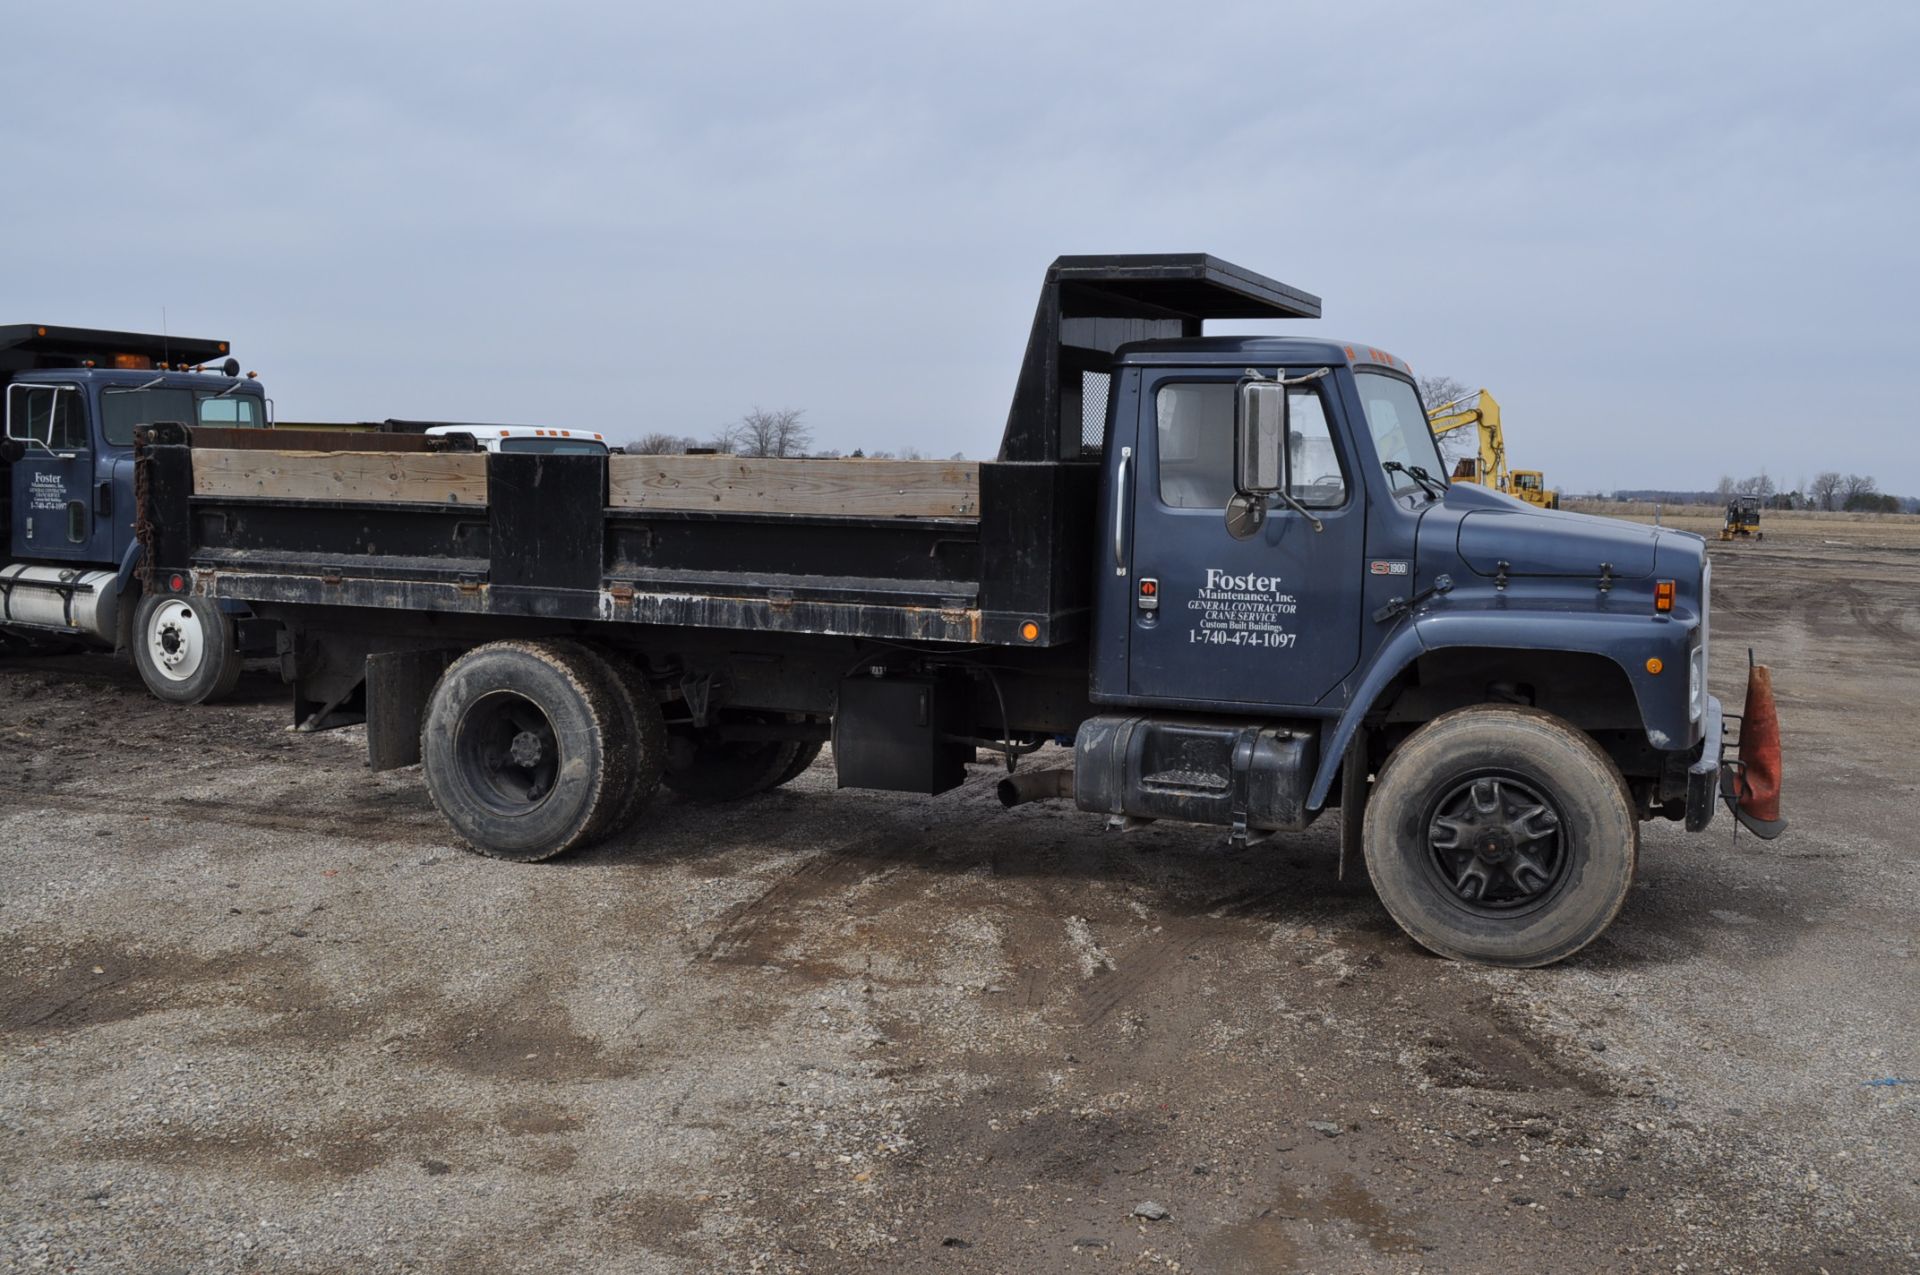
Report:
10,386,89,451
1154,381,1346,509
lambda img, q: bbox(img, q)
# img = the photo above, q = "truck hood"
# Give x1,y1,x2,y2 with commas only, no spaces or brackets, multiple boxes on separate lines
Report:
1442,482,1663,579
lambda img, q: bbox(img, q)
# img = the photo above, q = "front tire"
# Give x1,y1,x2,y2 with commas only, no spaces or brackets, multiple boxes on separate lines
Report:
131,592,243,705
1362,706,1637,967
421,640,626,861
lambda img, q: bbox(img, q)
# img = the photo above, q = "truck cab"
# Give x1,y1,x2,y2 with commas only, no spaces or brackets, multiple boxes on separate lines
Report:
1,324,270,701
422,423,609,454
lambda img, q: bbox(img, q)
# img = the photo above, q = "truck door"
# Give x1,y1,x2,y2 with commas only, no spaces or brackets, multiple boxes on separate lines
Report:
1125,370,1362,708
5,383,101,563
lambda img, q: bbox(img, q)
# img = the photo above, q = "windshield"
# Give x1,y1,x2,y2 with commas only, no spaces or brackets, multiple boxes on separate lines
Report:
498,437,607,455
102,386,265,445
1355,371,1448,499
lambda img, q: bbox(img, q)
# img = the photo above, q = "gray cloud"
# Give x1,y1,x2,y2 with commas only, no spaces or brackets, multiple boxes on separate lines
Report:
4,0,1913,492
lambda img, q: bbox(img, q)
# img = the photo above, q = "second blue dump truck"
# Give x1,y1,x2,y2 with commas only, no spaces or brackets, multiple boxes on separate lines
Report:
133,255,1782,965
1,324,274,702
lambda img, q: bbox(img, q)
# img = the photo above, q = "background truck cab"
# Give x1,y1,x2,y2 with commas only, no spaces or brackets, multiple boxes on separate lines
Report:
0,324,272,702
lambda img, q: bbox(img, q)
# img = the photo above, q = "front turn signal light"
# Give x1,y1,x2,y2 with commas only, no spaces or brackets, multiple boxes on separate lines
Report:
1654,579,1675,612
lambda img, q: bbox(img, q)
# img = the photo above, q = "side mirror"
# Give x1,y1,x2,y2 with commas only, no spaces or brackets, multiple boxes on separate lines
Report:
1235,381,1288,495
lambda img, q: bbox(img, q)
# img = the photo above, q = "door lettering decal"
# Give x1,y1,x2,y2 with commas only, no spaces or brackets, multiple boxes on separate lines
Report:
28,472,66,511
1186,567,1299,648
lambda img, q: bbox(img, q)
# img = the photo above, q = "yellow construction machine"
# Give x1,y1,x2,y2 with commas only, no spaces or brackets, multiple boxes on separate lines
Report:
1719,495,1763,541
1425,388,1561,510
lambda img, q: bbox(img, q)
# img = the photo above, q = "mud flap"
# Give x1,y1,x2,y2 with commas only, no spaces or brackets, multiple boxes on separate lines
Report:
366,648,455,771
1338,733,1366,880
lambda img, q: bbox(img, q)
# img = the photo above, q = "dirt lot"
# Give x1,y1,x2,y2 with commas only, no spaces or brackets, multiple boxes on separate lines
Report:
3,525,1916,1273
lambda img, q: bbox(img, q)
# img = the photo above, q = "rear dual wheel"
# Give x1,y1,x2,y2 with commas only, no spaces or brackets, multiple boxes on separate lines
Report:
662,712,820,803
1363,706,1637,967
421,640,665,862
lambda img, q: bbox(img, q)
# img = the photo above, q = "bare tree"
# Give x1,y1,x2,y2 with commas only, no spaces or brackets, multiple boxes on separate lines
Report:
629,432,699,455
1839,473,1878,505
1417,374,1472,413
1418,376,1478,467
1715,475,1737,498
1734,472,1776,499
731,407,811,459
1835,472,1881,506
1809,471,1843,511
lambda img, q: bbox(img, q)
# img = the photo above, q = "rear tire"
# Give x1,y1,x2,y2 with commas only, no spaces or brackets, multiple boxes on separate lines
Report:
770,729,825,789
131,592,243,705
421,640,625,861
589,649,669,832
662,710,799,803
1362,705,1637,967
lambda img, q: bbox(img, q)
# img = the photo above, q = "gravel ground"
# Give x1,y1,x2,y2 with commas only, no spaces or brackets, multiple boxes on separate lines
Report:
2,531,1916,1273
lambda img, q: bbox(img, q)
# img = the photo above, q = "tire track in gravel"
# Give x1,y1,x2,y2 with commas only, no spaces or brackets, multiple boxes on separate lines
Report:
693,830,933,969
0,781,440,848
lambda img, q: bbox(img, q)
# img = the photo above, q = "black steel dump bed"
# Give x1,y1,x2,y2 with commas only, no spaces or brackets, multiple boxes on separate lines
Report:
136,255,1318,648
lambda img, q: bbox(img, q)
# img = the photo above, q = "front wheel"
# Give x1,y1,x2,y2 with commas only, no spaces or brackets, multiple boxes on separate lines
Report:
1362,706,1637,967
131,592,243,705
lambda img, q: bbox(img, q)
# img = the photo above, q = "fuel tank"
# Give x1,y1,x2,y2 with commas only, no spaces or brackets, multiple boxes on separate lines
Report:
0,563,119,641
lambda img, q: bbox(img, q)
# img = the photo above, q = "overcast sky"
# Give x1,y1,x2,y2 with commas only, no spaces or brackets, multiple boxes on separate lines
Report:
5,1,1914,494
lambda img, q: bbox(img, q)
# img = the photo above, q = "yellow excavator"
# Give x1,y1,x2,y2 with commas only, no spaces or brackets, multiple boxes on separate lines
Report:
1425,388,1560,510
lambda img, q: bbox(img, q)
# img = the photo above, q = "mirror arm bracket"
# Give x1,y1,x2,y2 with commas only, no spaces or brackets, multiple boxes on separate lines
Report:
1273,489,1324,533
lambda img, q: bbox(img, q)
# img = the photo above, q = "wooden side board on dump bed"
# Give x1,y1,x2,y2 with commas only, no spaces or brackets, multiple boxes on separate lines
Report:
190,447,982,520
144,427,1094,649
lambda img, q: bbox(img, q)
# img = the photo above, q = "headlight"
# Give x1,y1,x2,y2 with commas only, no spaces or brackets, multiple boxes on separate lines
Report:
1690,561,1710,723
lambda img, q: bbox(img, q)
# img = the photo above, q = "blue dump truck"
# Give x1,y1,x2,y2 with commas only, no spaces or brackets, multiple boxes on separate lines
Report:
1,325,275,702
134,256,1783,965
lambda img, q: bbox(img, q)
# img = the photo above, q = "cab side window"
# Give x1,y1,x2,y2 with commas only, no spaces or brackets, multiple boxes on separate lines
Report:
1155,380,1346,509
1156,383,1235,508
12,386,89,451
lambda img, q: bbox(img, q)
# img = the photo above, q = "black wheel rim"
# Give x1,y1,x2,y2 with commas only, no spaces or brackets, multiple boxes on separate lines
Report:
1422,772,1568,916
457,691,561,814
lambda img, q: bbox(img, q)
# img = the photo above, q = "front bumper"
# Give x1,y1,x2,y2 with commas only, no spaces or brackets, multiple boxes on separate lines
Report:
1683,694,1723,832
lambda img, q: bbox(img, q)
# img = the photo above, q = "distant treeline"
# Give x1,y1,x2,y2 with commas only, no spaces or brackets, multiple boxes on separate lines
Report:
1600,488,1917,513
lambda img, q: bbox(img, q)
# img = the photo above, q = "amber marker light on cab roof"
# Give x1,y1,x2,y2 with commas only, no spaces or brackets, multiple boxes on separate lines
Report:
1654,580,1676,612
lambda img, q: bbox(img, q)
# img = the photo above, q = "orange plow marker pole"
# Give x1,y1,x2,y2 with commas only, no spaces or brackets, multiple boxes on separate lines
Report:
1732,663,1787,839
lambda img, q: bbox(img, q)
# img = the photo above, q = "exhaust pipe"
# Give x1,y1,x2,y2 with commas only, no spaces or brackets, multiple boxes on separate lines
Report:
997,768,1074,808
